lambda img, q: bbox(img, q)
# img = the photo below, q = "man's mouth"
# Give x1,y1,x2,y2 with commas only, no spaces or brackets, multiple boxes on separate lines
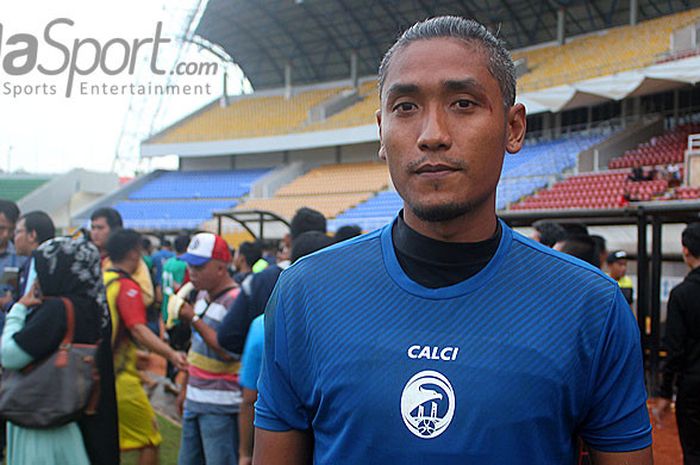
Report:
414,163,461,176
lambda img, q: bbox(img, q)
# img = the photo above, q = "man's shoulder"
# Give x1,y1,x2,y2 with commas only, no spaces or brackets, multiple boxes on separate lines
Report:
283,228,382,277
671,271,700,298
509,229,617,291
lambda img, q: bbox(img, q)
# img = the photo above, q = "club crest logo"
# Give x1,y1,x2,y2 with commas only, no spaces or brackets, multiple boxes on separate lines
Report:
400,370,455,439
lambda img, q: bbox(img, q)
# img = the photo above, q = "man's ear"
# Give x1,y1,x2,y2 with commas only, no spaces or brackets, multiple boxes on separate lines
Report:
27,230,38,246
376,109,387,161
682,245,690,261
505,103,527,154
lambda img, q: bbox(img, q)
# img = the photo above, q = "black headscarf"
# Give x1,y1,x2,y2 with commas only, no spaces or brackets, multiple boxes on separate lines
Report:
12,235,119,465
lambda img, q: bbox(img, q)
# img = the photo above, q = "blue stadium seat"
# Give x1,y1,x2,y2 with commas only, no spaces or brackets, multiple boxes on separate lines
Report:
129,168,270,200
114,199,237,230
109,168,272,230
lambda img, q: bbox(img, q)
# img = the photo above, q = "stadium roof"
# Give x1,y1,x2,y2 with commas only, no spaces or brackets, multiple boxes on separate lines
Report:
196,0,700,89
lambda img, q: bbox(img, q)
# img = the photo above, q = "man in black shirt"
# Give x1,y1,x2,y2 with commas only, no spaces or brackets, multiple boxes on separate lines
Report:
654,222,700,465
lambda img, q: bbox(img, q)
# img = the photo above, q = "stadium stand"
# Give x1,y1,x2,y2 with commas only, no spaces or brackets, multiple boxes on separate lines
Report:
302,80,378,132
235,161,388,221
147,87,350,144
112,168,271,230
128,169,269,199
0,176,51,202
512,123,700,210
514,8,700,92
608,123,700,169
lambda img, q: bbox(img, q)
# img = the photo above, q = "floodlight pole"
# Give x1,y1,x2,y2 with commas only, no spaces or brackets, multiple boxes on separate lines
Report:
557,8,566,45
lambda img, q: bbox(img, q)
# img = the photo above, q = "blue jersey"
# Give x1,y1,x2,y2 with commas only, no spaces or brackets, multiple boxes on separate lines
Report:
240,314,265,390
256,220,651,464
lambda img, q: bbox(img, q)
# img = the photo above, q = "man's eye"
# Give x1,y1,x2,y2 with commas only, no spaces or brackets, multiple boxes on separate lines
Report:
393,102,416,112
455,99,474,109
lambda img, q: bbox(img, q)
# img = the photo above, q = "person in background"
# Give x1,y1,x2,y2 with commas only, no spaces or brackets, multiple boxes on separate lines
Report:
334,224,363,243
162,234,192,386
554,234,600,268
0,200,26,310
531,219,566,248
653,223,700,465
235,231,334,465
217,207,327,358
590,235,608,271
176,233,241,465
91,207,156,309
12,211,55,293
152,239,175,289
607,250,634,306
105,228,188,465
1,236,118,465
232,241,262,285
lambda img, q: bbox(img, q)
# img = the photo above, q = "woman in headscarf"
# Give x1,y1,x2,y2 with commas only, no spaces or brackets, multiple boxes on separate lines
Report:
0,236,119,465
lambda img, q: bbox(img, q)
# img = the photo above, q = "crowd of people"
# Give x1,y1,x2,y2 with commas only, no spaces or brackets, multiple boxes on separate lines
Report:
2,14,700,465
0,198,358,465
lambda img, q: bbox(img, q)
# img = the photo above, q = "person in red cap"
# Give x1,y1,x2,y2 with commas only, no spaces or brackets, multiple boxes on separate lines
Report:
176,232,242,465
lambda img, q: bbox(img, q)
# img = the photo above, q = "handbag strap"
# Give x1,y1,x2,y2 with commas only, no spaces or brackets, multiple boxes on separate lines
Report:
54,297,75,368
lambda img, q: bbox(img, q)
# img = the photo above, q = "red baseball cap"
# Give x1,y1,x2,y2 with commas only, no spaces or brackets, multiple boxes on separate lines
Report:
181,233,231,266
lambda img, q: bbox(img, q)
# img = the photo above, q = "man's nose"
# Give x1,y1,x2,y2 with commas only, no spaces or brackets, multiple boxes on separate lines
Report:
418,106,452,151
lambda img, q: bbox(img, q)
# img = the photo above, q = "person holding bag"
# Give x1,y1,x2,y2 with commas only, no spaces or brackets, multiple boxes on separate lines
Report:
0,236,115,464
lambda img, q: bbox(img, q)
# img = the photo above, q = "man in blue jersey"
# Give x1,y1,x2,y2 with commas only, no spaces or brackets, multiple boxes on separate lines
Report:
254,16,652,465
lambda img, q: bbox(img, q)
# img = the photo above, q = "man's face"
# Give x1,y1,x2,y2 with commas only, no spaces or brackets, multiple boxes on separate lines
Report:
377,38,525,223
90,217,111,251
188,259,223,293
609,260,627,280
0,213,12,250
13,218,35,256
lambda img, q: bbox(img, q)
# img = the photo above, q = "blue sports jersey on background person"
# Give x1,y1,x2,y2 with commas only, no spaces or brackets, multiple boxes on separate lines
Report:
255,219,652,465
240,314,264,390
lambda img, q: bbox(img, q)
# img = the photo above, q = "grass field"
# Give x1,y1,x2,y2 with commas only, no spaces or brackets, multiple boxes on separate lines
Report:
121,414,181,465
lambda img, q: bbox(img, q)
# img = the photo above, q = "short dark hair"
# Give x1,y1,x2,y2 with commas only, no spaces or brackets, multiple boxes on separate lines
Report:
682,222,700,258
161,239,172,249
378,16,516,110
291,231,334,263
532,220,566,248
558,234,599,268
141,237,152,252
238,241,262,267
335,225,362,243
0,199,20,224
174,234,190,254
590,235,607,256
91,207,123,230
106,228,142,263
20,211,55,244
290,207,326,239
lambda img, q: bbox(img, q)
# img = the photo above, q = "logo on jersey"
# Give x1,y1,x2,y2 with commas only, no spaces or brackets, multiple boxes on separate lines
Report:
400,370,455,439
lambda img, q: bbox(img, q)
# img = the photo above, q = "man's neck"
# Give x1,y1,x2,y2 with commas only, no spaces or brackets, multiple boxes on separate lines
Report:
0,242,8,255
111,260,136,275
402,201,498,243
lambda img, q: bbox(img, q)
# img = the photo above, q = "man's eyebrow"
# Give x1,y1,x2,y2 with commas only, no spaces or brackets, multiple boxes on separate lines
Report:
384,83,420,100
444,78,487,95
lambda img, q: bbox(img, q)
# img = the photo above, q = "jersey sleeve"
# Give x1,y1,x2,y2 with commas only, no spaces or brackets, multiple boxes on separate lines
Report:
116,279,147,329
240,315,265,390
579,289,652,452
254,281,311,432
217,286,251,357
